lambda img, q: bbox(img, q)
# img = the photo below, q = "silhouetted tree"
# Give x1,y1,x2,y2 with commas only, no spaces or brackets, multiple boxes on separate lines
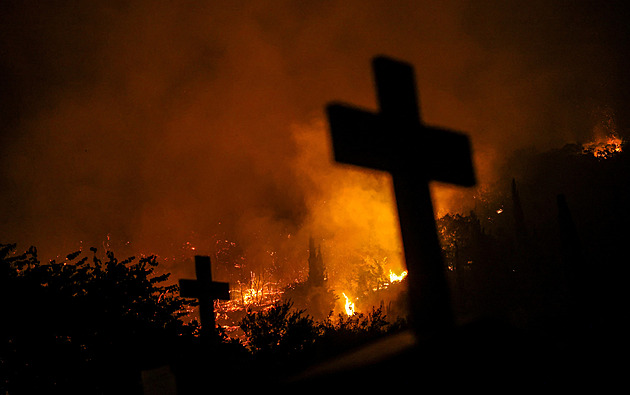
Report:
307,237,325,287
437,212,512,321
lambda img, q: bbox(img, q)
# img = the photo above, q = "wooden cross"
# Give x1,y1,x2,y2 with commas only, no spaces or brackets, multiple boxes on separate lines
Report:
179,255,230,335
326,56,475,337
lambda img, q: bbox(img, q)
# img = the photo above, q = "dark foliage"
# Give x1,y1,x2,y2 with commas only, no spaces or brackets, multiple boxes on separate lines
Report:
437,212,513,322
316,304,406,355
239,300,320,379
0,244,195,394
238,299,406,382
0,242,408,392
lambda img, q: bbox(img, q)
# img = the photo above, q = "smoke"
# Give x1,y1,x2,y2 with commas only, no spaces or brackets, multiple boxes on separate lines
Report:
1,1,628,281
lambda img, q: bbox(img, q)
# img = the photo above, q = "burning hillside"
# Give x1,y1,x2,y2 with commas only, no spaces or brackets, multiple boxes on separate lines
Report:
580,107,625,158
582,134,623,158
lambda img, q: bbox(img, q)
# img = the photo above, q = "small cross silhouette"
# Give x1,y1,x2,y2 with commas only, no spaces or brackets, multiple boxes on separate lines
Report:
179,256,230,336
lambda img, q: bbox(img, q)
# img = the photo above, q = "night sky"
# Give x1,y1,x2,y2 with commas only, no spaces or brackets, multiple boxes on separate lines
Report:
2,1,629,275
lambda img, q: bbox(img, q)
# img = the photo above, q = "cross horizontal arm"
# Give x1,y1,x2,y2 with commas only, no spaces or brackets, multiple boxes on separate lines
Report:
327,104,393,172
420,126,475,186
327,104,475,186
179,279,230,300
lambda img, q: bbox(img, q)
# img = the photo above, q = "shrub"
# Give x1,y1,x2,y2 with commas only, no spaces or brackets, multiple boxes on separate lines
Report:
0,243,194,393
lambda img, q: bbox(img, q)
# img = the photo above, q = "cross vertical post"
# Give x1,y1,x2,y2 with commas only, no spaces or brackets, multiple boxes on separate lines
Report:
179,255,230,337
326,56,475,337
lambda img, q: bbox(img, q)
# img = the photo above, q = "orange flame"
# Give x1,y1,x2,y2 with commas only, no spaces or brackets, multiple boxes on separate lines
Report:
388,269,408,283
583,134,623,158
583,108,624,159
342,293,356,316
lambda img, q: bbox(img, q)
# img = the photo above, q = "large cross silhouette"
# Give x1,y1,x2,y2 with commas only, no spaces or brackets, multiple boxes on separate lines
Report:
326,56,475,337
179,255,230,336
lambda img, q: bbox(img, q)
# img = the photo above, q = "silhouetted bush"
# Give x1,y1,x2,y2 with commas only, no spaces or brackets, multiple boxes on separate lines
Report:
0,243,195,394
238,299,406,380
240,301,319,361
315,304,406,357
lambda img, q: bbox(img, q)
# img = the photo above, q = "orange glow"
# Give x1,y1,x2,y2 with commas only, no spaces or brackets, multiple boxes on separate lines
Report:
583,134,624,158
291,121,407,289
583,109,624,159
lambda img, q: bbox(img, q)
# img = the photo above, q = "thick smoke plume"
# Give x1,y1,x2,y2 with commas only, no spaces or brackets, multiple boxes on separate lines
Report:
1,1,629,284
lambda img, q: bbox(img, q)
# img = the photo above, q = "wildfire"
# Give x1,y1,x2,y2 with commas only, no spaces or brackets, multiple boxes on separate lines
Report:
582,108,624,159
214,274,287,339
583,134,624,158
342,293,356,316
216,272,285,313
